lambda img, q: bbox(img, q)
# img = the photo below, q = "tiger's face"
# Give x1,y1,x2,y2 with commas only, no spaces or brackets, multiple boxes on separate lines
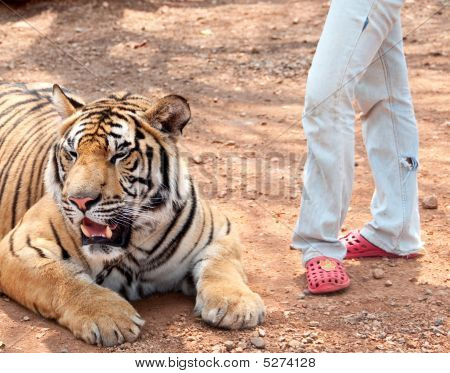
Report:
45,85,191,256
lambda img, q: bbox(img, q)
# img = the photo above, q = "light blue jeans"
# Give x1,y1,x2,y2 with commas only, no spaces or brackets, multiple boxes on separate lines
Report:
292,0,422,264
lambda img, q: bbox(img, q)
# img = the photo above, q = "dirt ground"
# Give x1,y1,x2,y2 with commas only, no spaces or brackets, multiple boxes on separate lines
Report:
0,0,448,353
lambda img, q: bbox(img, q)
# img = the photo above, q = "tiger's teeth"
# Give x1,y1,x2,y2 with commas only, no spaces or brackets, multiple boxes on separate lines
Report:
105,225,113,239
80,224,91,238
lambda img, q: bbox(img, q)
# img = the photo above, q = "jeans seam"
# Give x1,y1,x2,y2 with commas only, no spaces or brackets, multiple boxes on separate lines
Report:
378,48,407,247
334,0,378,228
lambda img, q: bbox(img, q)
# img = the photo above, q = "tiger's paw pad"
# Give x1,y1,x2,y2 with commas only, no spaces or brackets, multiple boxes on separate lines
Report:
195,289,265,329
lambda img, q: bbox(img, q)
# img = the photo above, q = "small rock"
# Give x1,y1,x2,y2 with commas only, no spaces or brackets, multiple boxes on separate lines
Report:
211,344,222,353
434,318,444,326
235,347,243,353
22,316,30,321
385,280,393,287
258,328,266,337
250,337,265,349
422,195,438,209
298,293,306,299
186,336,196,341
36,332,46,339
225,140,236,146
278,336,286,342
60,347,69,353
288,339,301,348
0,341,5,348
308,321,320,327
218,191,227,198
224,340,235,351
372,268,385,279
425,289,432,295
292,18,300,25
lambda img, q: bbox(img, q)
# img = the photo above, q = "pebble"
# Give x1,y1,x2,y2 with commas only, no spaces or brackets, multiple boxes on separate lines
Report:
298,292,306,299
308,321,320,327
225,140,236,146
250,337,265,349
224,340,235,351
0,341,5,348
211,344,222,353
422,195,438,209
372,268,385,279
425,289,432,295
258,328,266,337
288,339,301,348
22,316,30,321
60,347,69,353
385,280,393,287
434,318,444,326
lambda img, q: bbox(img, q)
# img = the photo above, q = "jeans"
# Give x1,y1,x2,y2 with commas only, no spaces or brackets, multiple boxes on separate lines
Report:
292,0,422,264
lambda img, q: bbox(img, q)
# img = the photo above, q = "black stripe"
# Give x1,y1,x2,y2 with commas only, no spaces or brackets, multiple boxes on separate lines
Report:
145,145,153,189
0,98,42,122
0,124,49,213
134,198,187,256
26,236,48,258
52,145,64,187
11,130,55,226
115,264,133,286
27,131,55,209
142,179,197,272
49,220,71,259
8,228,18,257
180,203,206,263
225,217,231,235
66,95,84,109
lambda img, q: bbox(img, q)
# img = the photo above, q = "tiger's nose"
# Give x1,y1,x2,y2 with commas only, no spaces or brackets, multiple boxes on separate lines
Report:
69,195,100,212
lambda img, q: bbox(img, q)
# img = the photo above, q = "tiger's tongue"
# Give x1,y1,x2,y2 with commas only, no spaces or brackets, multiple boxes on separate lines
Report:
81,218,113,239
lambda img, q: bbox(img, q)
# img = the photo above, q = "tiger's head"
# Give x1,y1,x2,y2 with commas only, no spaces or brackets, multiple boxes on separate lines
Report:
45,84,192,257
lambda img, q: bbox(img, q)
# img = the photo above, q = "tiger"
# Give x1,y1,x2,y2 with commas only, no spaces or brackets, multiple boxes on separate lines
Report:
0,82,265,346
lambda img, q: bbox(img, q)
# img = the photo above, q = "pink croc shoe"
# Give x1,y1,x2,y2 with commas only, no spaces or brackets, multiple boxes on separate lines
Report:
305,256,350,294
341,230,419,259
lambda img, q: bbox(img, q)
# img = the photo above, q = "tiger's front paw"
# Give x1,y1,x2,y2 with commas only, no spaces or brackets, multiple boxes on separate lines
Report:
195,286,265,329
60,287,145,347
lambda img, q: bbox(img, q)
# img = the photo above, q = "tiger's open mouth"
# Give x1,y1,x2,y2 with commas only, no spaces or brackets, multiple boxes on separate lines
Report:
80,217,131,247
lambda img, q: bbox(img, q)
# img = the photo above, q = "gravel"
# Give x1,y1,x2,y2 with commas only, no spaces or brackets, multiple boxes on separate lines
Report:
250,337,266,349
422,195,438,209
224,340,235,351
372,268,385,279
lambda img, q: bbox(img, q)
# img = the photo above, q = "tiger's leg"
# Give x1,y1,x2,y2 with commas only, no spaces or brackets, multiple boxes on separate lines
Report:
192,234,265,329
0,219,144,346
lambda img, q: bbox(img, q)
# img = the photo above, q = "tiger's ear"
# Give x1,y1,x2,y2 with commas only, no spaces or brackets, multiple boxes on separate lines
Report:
145,95,191,136
52,84,85,119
